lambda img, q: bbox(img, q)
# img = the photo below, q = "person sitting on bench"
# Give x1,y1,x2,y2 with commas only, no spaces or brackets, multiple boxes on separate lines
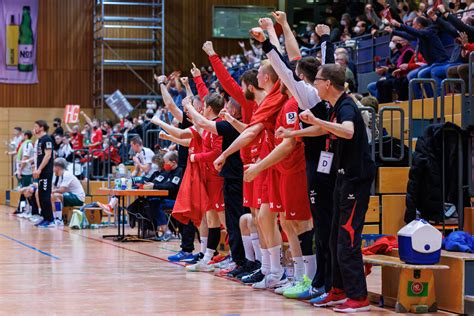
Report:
51,158,86,226
145,151,184,241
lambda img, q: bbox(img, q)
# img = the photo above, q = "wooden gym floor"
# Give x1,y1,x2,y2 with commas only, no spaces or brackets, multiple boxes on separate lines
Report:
0,206,401,315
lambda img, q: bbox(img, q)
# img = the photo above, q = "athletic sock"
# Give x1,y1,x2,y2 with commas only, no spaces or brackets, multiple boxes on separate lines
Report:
299,229,316,280
261,248,270,275
242,235,255,262
109,196,118,208
54,201,62,220
207,227,221,251
250,232,262,262
303,255,317,280
293,256,305,282
200,237,208,255
268,245,283,275
202,248,214,264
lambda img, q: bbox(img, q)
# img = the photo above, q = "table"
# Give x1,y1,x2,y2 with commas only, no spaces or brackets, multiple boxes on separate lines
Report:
97,188,168,242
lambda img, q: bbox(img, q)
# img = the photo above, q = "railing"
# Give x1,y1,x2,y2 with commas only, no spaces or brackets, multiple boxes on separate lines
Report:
145,128,161,149
440,78,465,124
378,106,405,162
408,78,439,165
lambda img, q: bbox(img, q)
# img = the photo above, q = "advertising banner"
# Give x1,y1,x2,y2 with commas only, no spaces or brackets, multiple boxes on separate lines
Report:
0,0,38,84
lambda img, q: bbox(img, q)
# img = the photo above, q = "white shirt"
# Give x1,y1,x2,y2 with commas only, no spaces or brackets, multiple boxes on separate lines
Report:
19,141,34,175
135,147,155,178
53,170,85,202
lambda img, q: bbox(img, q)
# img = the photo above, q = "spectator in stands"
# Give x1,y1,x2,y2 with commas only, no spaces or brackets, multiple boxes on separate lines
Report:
167,71,186,108
130,135,157,178
66,124,84,151
56,134,73,162
80,111,103,153
52,118,64,137
52,158,86,226
360,96,382,140
335,52,356,92
447,31,474,91
340,13,355,37
325,17,342,42
353,21,370,36
101,119,113,138
388,16,449,98
16,130,34,189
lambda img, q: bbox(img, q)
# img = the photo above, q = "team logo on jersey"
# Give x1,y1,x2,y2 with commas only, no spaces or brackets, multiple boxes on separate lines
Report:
171,176,180,185
46,141,52,149
286,112,297,125
156,175,165,182
347,194,355,200
276,204,282,209
290,212,296,217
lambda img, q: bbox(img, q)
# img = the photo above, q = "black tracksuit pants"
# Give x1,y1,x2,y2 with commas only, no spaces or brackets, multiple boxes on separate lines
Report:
307,159,335,291
38,172,54,221
330,175,372,299
223,177,248,266
179,220,196,253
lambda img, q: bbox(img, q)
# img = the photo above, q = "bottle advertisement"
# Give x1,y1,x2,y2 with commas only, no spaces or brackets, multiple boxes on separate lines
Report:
0,0,38,84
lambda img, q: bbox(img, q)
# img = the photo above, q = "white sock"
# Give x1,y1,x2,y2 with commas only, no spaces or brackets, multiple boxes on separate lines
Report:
261,249,270,275
202,248,214,264
268,245,283,275
200,237,208,254
293,256,305,282
109,196,118,208
55,211,62,220
303,255,317,280
251,232,262,262
242,235,255,262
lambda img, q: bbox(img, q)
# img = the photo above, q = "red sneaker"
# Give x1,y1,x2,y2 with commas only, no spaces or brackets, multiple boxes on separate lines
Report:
333,297,371,313
313,288,347,307
208,254,227,265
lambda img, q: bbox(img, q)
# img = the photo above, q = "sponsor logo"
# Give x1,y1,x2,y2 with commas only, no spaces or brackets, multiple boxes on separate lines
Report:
157,175,165,182
411,282,423,295
286,112,297,124
407,281,428,297
171,176,180,185
46,141,52,149
347,194,355,200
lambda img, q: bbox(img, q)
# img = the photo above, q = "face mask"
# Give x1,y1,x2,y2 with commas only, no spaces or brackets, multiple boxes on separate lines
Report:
152,163,159,170
427,0,433,6
310,39,316,45
389,41,396,50
448,2,455,9
459,3,467,9
146,112,154,119
354,26,361,34
396,43,403,49
306,26,312,32
340,20,347,26
72,132,77,136
138,120,144,125
403,5,408,12
163,163,173,171
53,123,58,128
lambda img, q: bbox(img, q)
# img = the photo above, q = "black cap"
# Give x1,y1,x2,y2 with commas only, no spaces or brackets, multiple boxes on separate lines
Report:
23,6,30,10
10,15,15,24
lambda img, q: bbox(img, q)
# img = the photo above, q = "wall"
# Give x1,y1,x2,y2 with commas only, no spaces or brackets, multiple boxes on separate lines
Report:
0,0,93,108
165,0,279,74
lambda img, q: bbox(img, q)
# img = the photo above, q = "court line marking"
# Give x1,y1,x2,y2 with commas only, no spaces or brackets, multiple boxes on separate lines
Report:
0,233,60,260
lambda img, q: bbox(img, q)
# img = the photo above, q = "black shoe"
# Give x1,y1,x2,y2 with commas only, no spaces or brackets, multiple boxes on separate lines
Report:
234,260,261,279
182,252,203,264
12,209,22,215
241,269,265,284
227,260,250,278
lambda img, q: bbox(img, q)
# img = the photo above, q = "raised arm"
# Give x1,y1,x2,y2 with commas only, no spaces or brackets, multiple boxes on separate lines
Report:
65,123,73,133
272,11,301,61
151,116,193,139
159,131,191,147
80,111,93,126
316,25,335,64
184,100,218,135
259,17,283,54
156,75,184,123
180,77,194,97
220,109,247,133
190,65,209,104
392,20,427,38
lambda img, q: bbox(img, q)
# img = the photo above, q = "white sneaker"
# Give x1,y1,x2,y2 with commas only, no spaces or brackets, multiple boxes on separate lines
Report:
30,215,43,225
186,261,215,272
23,212,32,219
215,257,233,270
252,272,288,289
55,219,64,227
274,280,296,295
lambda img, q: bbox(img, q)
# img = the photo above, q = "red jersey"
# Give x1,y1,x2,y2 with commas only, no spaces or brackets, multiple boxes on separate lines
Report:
70,133,84,150
90,128,103,152
273,97,306,175
193,119,223,179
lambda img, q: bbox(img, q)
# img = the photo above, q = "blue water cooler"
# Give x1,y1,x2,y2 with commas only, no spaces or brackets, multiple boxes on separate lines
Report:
397,219,442,265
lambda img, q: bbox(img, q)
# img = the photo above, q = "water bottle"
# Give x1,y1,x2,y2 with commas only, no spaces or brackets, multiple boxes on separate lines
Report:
126,177,133,190
120,177,127,190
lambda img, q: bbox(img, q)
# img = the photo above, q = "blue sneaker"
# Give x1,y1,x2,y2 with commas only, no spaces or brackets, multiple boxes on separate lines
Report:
168,251,194,262
37,220,55,228
182,252,203,264
309,292,330,305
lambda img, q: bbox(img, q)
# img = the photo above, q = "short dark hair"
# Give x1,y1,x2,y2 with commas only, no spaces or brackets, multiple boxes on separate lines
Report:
35,120,49,132
227,97,242,118
204,93,225,115
130,135,143,146
24,130,33,139
297,57,321,83
414,16,430,28
240,69,261,90
14,127,22,132
164,151,178,163
319,64,346,91
54,117,61,124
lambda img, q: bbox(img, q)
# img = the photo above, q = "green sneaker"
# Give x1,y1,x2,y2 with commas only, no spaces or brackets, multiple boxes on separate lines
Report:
283,275,312,299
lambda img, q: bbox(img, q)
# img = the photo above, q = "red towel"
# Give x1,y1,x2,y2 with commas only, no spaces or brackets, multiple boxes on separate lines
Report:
362,235,398,276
